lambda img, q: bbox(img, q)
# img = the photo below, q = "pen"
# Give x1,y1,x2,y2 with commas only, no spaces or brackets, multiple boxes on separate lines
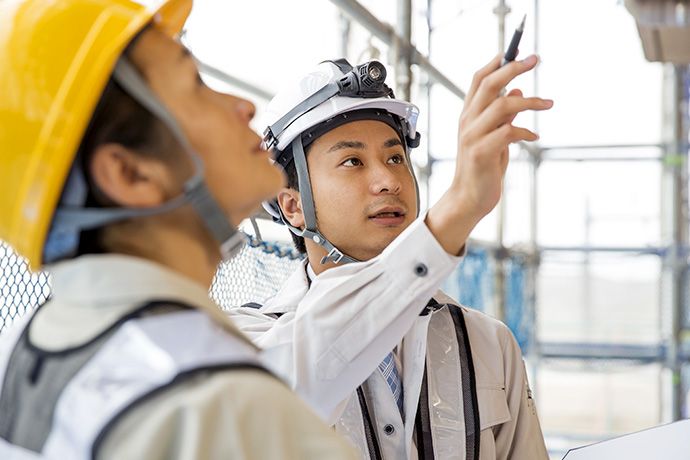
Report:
501,14,526,67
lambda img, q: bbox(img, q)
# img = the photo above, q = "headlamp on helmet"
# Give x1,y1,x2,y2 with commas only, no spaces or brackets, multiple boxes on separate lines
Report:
263,59,398,151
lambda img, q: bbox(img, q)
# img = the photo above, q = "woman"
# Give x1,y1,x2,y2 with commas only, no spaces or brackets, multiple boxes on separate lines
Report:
0,1,355,458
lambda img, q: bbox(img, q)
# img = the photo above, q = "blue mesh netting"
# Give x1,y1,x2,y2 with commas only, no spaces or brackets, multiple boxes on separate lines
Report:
504,255,531,350
441,247,494,313
442,246,530,351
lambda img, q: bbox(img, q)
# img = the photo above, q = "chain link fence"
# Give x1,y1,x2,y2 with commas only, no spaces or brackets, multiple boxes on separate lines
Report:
210,236,304,309
0,242,51,333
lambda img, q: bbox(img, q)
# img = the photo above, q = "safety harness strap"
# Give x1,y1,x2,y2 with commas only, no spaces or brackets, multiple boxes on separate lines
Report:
0,301,146,452
448,304,481,460
415,361,435,459
0,301,267,459
356,386,383,460
356,301,481,460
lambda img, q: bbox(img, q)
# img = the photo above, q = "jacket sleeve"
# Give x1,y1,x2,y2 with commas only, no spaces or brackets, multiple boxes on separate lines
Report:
96,369,358,460
229,214,462,424
494,329,550,460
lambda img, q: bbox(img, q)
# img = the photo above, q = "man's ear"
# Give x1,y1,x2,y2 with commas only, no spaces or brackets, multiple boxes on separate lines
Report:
277,187,304,229
89,143,169,207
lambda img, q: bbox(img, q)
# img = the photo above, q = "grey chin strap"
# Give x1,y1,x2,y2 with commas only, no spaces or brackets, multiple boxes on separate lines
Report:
286,137,358,265
53,56,246,261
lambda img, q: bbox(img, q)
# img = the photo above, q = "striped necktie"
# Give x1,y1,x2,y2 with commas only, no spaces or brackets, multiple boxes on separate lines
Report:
378,351,404,416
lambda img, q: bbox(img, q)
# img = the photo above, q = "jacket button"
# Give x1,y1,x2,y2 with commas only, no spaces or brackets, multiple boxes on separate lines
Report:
383,424,395,435
414,263,428,276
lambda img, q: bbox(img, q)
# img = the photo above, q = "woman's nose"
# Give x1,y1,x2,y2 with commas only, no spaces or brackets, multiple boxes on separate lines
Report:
230,97,256,125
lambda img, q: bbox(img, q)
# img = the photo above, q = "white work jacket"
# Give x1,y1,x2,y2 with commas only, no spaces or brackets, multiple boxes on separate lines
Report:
0,254,356,460
231,216,549,460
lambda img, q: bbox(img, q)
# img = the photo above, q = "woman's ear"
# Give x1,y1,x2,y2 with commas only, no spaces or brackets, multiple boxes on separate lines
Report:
277,188,304,229
89,144,170,206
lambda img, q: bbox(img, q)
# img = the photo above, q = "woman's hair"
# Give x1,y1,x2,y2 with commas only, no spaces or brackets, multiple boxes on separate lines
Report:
75,70,183,256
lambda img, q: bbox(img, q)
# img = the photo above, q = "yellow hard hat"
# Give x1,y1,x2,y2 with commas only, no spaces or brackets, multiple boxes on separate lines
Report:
0,0,192,270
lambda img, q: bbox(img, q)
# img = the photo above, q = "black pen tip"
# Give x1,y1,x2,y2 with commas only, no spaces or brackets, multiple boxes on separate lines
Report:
518,14,526,31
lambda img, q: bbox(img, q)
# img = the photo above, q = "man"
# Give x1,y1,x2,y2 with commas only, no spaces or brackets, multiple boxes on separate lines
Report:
0,1,356,458
231,57,553,459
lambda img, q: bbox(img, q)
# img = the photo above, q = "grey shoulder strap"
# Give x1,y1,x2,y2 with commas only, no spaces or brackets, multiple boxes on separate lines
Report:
0,303,266,460
42,308,263,459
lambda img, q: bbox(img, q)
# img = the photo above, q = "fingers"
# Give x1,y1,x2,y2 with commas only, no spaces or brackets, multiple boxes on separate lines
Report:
466,125,540,165
462,55,540,124
464,54,502,107
444,54,551,232
499,89,525,125
464,95,553,143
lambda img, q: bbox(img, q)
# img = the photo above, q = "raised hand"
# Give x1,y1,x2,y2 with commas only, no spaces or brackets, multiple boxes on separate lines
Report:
426,54,553,255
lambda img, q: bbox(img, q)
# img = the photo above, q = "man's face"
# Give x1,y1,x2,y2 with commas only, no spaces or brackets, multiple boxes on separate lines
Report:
128,29,285,225
306,119,417,262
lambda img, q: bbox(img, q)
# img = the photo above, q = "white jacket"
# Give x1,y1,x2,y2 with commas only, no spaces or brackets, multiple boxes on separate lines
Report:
0,254,356,460
230,216,548,460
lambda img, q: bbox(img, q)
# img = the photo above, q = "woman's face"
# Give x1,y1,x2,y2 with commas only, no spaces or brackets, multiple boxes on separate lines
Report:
128,28,285,226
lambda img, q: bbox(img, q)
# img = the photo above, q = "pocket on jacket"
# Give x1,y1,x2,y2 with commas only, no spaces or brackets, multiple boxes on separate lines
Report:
477,385,511,431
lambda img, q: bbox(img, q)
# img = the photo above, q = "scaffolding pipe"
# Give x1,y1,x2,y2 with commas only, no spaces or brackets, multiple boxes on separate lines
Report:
539,342,666,363
540,246,663,255
395,0,412,101
527,138,540,362
197,61,273,102
493,0,510,323
327,0,467,100
540,156,664,162
434,154,663,162
664,63,688,422
527,0,541,359
540,143,665,151
533,0,540,134
338,12,351,60
494,0,510,54
421,0,434,209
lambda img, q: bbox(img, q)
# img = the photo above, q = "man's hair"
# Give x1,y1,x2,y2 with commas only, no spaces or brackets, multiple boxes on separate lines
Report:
75,75,183,256
283,153,307,254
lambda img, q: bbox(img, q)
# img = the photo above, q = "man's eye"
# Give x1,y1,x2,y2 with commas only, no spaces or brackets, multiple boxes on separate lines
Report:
342,158,362,166
388,154,404,164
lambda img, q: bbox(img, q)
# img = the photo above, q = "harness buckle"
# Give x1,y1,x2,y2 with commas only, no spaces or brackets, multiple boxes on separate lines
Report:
321,247,345,265
263,127,277,150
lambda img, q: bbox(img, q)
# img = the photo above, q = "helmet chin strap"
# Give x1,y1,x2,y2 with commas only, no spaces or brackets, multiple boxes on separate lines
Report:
111,57,247,260
52,56,246,262
287,137,358,265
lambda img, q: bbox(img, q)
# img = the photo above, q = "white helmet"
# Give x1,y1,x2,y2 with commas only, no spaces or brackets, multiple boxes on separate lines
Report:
262,59,421,265
263,59,420,152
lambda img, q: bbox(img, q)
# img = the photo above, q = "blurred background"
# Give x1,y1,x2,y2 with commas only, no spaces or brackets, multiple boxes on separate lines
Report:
2,0,689,458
